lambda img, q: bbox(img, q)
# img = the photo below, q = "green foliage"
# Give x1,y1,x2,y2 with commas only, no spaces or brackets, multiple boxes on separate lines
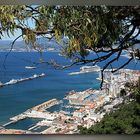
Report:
49,6,123,58
0,5,140,74
0,5,51,47
125,77,140,103
0,5,140,61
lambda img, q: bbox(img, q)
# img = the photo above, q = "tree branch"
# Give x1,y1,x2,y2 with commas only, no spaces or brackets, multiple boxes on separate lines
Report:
26,5,41,15
129,29,140,41
16,25,55,36
3,35,22,69
112,57,133,73
61,60,83,69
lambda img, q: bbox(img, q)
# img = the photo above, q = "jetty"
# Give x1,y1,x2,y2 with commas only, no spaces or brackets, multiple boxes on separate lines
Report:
2,121,16,127
10,113,27,121
28,120,52,131
0,73,45,88
3,112,27,127
2,68,140,134
3,99,59,127
32,99,60,112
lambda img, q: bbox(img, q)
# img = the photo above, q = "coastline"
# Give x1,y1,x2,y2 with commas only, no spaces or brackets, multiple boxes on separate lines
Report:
1,68,139,134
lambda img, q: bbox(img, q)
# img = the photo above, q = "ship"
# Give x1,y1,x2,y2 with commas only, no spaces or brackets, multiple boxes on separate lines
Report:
80,65,101,72
68,65,101,75
25,66,36,69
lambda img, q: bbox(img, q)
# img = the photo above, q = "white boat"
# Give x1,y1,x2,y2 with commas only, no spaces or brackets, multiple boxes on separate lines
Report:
80,65,101,72
3,73,46,86
5,79,18,85
68,65,101,75
25,66,36,69
68,71,84,75
47,48,55,51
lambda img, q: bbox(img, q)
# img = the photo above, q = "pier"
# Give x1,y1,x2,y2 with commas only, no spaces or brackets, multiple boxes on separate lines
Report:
28,125,39,131
3,113,27,127
3,121,16,127
0,73,46,88
28,120,52,131
3,99,59,127
10,113,27,121
32,99,60,112
1,68,140,134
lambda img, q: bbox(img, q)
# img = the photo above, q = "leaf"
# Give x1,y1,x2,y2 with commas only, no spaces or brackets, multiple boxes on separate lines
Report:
87,18,92,24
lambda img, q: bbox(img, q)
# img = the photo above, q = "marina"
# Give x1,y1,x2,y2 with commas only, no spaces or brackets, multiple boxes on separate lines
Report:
1,68,140,134
0,5,139,135
2,98,60,128
32,99,60,112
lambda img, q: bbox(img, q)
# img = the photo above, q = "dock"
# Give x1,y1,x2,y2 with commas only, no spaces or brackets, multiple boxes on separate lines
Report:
10,113,27,121
3,99,59,127
28,125,39,131
28,120,52,131
0,73,46,88
2,121,16,127
32,98,60,112
3,113,27,127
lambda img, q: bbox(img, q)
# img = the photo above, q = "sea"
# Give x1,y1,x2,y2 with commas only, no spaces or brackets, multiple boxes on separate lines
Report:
0,51,140,131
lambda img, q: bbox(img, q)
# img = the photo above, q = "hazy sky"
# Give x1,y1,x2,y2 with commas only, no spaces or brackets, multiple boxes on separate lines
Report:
1,18,35,41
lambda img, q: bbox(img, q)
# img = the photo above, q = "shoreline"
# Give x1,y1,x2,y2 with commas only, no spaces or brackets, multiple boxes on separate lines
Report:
1,68,140,134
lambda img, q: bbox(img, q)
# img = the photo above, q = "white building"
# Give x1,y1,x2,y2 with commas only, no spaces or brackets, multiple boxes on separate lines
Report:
73,109,87,118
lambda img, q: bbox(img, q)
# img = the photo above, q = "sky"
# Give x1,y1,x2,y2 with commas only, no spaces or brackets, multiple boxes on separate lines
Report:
1,18,35,41
1,29,22,41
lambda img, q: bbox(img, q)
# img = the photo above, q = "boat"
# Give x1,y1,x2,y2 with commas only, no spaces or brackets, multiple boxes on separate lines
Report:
68,65,101,75
47,48,55,51
25,66,36,69
3,73,46,86
5,79,18,85
80,65,101,72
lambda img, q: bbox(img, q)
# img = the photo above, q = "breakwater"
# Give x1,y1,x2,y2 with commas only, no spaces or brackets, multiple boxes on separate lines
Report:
3,98,60,127
0,73,45,87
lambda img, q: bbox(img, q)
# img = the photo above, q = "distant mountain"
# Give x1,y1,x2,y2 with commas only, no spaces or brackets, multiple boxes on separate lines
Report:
0,40,27,52
0,37,63,52
36,37,62,52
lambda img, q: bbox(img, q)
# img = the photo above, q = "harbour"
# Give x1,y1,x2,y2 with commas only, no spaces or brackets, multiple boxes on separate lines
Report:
1,67,140,134
0,5,140,135
2,98,60,128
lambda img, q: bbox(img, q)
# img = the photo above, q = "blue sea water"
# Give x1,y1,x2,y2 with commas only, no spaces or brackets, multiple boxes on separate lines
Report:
0,51,140,130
